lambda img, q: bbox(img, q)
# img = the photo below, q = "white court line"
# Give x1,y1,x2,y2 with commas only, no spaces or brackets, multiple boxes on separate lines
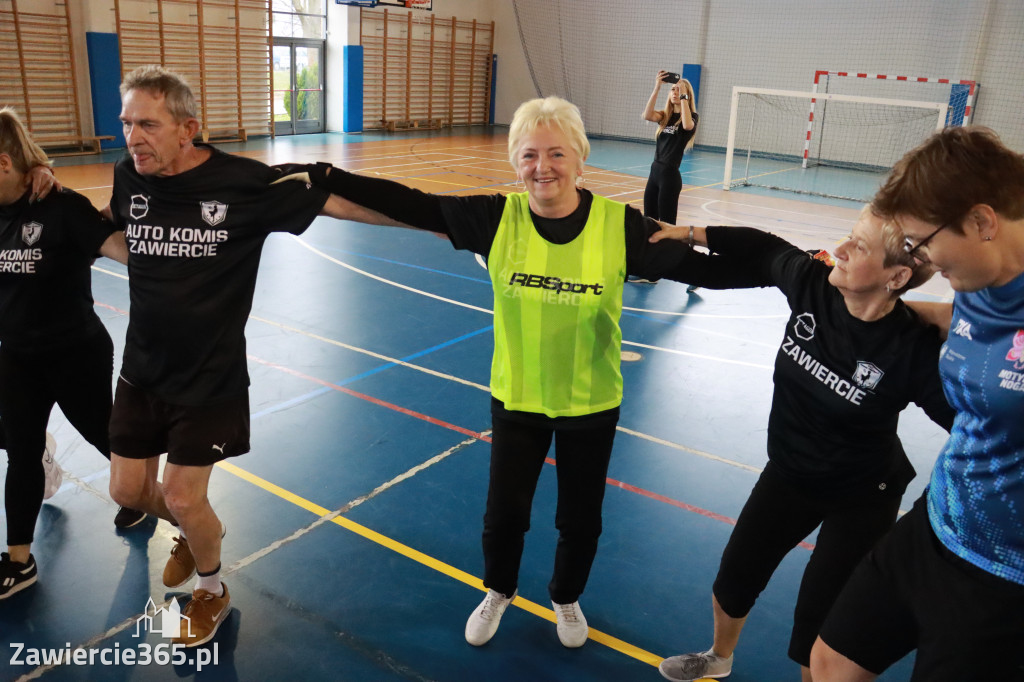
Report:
617,426,763,473
700,197,857,226
289,236,494,314
289,241,778,369
622,340,772,370
249,314,491,392
89,264,768,494
16,435,489,681
467,254,785,321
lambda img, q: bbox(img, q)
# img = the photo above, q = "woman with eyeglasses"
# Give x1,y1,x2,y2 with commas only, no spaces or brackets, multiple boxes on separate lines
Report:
811,127,1024,681
649,208,955,682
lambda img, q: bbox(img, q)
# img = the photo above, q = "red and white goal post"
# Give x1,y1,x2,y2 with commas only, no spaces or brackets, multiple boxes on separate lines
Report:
723,86,947,198
804,70,978,169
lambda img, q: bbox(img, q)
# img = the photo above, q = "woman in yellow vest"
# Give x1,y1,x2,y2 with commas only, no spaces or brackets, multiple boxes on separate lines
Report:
272,96,754,649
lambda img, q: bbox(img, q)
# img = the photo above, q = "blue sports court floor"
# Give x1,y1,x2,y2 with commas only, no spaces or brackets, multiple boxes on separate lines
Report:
1,127,952,681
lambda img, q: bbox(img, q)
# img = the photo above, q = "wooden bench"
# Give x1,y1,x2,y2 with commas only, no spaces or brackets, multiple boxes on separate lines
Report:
34,135,116,157
201,128,247,144
382,118,444,132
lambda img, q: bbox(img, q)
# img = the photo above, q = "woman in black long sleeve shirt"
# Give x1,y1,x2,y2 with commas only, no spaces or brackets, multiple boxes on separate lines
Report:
271,97,757,650
652,210,955,682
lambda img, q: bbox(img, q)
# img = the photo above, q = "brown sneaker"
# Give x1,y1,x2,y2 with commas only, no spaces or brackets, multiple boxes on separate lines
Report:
173,583,231,648
163,535,196,588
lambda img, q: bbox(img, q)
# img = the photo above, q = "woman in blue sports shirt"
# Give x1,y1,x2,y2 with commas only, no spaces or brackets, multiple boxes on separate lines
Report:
812,126,1024,681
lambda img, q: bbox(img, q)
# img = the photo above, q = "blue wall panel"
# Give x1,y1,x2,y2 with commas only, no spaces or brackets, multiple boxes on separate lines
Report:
343,45,363,133
86,32,124,148
682,63,702,109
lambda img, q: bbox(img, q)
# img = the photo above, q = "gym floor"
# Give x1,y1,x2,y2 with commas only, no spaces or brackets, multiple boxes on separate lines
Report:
1,127,952,681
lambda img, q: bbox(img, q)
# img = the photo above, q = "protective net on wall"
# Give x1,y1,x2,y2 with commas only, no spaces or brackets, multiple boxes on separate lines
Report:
725,88,946,202
510,0,1024,153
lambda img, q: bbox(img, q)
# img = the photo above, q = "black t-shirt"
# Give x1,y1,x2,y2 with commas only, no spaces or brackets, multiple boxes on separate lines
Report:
654,111,698,166
705,226,955,497
0,188,115,351
110,145,329,405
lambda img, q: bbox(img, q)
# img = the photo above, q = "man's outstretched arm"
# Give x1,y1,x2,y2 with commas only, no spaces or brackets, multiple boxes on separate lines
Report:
319,193,412,229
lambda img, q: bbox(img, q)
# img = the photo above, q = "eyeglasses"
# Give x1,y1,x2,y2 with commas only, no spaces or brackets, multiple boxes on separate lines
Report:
903,223,948,262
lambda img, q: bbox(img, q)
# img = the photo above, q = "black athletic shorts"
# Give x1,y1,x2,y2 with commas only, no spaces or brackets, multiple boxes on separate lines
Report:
110,377,251,466
819,495,1024,680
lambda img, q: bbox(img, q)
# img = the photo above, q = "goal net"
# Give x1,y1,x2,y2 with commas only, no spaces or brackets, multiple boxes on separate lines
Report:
723,87,947,203
806,71,978,169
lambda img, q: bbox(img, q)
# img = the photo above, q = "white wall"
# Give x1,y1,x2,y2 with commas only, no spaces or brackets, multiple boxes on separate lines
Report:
508,0,1024,151
67,2,1021,152
490,0,538,125
324,3,357,132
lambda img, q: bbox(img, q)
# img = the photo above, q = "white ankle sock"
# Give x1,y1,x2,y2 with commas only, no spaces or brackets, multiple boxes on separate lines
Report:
196,572,223,597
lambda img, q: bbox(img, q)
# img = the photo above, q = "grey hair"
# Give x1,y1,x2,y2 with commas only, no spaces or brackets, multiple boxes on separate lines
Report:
120,65,198,122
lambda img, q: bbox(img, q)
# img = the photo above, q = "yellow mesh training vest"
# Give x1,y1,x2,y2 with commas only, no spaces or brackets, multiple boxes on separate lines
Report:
488,192,626,417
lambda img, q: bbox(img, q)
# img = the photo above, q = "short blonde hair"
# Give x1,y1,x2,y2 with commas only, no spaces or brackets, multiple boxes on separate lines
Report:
863,205,936,296
0,107,51,172
120,65,198,122
508,96,590,170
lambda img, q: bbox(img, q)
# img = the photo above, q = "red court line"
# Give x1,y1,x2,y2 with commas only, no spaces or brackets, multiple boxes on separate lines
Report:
95,301,128,315
92,299,817,552
246,354,491,442
248,352,817,553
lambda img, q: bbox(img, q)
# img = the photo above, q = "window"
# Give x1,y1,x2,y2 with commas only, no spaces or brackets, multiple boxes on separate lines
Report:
272,0,326,39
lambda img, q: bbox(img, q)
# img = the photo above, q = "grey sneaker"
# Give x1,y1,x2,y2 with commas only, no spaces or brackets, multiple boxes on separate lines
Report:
552,600,589,648
42,432,62,500
465,589,516,646
659,648,734,681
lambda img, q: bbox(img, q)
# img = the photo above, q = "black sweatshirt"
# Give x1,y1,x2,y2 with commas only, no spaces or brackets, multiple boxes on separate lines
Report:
705,226,955,497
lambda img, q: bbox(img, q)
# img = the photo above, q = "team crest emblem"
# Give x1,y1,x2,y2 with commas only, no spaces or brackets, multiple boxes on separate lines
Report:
853,361,884,390
129,194,149,220
1006,330,1024,370
21,221,42,246
201,201,228,226
793,312,816,341
129,192,149,219
21,220,42,244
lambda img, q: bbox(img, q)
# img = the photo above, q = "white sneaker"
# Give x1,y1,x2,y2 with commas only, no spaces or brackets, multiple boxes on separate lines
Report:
659,648,734,681
465,589,515,646
42,432,63,500
552,600,589,648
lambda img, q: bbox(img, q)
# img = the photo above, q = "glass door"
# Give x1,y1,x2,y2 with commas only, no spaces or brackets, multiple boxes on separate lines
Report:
273,40,324,135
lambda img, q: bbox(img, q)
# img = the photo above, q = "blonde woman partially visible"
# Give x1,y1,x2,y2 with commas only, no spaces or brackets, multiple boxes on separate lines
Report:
641,71,698,223
0,108,129,600
270,94,759,650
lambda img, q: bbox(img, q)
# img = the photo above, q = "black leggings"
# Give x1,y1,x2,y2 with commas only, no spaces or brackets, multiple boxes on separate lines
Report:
711,463,902,667
481,409,617,604
643,160,682,222
0,331,114,546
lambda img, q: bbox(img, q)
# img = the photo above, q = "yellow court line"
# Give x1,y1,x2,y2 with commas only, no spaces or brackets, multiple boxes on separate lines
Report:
215,459,663,668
